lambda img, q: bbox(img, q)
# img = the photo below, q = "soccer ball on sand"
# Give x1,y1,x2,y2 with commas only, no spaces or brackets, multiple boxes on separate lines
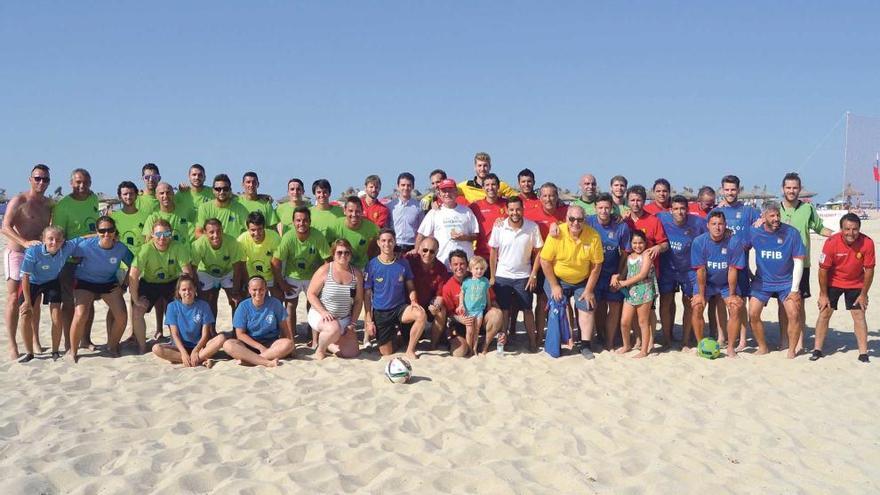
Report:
385,357,413,384
697,338,721,359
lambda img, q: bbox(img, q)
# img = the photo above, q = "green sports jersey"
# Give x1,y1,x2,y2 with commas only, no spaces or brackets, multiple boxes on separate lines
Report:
309,205,344,238
237,230,282,282
780,201,826,268
196,201,251,237
135,192,159,215
52,194,100,238
174,187,214,223
191,234,243,276
236,196,279,227
133,241,192,283
142,209,194,244
276,201,310,235
276,228,330,280
111,208,151,256
327,218,378,269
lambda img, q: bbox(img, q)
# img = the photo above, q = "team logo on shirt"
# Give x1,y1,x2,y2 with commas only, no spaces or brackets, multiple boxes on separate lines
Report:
721,248,727,255
819,253,826,263
398,274,404,282
735,212,742,219
41,264,49,270
359,239,366,245
193,313,202,323
608,232,615,240
777,237,783,244
223,255,230,261
265,314,275,324
110,257,118,264
169,259,176,265
256,264,264,272
857,252,863,259
375,277,384,283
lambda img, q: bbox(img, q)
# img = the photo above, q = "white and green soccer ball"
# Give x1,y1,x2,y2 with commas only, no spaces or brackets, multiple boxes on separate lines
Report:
697,337,721,360
385,357,413,384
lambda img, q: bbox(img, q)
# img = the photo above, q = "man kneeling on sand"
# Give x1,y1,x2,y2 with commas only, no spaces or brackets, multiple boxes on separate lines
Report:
223,276,294,367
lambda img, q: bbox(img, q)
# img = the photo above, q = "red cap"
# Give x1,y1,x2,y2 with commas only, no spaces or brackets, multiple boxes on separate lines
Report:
438,179,457,190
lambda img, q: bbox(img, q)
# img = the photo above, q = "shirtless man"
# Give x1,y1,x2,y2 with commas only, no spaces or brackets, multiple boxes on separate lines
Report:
3,164,53,359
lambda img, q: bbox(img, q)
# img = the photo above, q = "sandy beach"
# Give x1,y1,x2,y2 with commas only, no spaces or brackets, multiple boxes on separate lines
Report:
1,225,879,494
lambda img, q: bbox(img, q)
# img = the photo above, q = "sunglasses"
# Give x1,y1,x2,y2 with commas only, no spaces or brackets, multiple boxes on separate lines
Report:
335,250,352,256
97,227,116,234
421,248,437,254
568,217,585,223
154,231,173,238
144,174,161,181
31,176,50,183
213,186,231,192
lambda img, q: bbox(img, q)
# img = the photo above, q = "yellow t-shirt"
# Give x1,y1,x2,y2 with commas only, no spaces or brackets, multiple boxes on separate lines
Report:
539,223,604,284
237,230,282,282
456,178,516,203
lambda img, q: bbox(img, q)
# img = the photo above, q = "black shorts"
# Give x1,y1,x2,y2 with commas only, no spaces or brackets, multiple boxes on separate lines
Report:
798,267,812,299
140,279,177,312
494,277,533,311
75,279,119,296
243,336,278,354
373,304,411,346
19,279,63,305
829,287,863,310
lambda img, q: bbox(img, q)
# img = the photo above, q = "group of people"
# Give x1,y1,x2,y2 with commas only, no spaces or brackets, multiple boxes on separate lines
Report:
3,153,875,366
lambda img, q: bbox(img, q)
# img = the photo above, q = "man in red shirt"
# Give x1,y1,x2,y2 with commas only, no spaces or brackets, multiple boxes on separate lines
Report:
524,182,568,335
688,186,716,218
361,174,389,228
405,237,450,349
517,168,542,215
470,173,508,258
812,213,875,362
440,249,503,357
643,178,672,215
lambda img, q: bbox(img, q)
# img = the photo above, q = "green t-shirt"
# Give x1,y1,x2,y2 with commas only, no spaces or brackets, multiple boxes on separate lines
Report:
110,208,150,256
236,196,279,227
135,192,159,215
143,209,194,244
276,201,310,235
196,201,251,237
309,205,344,238
780,201,825,268
237,230,282,282
133,241,192,283
572,198,621,218
327,218,378,269
276,228,330,280
191,234,243,276
174,187,214,223
52,194,100,238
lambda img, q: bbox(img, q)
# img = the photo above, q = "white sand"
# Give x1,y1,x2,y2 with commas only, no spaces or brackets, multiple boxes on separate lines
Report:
1,225,879,494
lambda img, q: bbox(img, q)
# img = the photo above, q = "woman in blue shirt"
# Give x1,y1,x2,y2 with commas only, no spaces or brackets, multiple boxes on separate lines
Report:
152,274,226,367
222,275,294,367
68,216,133,363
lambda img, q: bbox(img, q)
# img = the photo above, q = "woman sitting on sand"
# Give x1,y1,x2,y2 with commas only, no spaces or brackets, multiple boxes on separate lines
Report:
222,276,295,367
306,238,363,360
152,274,226,367
69,216,133,363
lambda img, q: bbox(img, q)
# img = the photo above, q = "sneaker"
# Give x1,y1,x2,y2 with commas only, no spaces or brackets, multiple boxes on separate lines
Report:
809,350,824,361
580,344,595,360
858,353,870,363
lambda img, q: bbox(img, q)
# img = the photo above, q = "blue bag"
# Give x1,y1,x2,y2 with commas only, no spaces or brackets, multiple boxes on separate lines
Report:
545,297,571,358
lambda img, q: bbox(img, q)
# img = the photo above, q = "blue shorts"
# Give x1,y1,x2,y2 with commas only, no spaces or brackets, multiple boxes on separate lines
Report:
750,280,792,304
543,278,591,312
736,270,751,297
692,284,737,299
658,272,693,296
494,277,533,311
595,273,624,302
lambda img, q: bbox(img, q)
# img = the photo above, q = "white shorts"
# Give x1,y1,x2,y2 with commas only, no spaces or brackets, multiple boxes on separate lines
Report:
198,271,234,291
283,277,309,300
307,308,351,334
4,249,24,282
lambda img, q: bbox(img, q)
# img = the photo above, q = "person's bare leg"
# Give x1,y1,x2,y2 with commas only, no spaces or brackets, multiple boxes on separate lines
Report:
199,334,227,364
659,292,675,346
316,320,343,360
285,297,298,344
725,299,742,358
796,309,807,355
577,307,593,349
536,293,547,344
523,308,537,352
691,298,705,345
5,279,21,359
31,295,43,353
748,298,769,355
449,336,469,357
604,301,621,351
222,339,277,367
401,306,426,359
103,290,128,356
851,309,869,355
18,302,35,359
68,292,96,363
812,307,833,354
49,304,62,354
334,330,360,358
618,303,635,353
778,305,789,351
131,301,148,354
736,304,749,351
203,289,219,319
633,303,653,358
482,309,502,355
708,297,720,342
783,297,801,359
715,297,728,345
681,296,693,343
261,338,294,360
152,343,184,363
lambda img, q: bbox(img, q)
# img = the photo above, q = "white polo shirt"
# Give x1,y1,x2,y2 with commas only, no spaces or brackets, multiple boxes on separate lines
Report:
417,204,479,267
488,217,543,279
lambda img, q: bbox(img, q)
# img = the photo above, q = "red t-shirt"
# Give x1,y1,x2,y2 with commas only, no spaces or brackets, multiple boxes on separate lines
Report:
688,202,713,218
469,198,508,258
819,232,876,289
524,205,567,239
626,211,668,275
519,193,542,216
361,198,389,228
643,202,670,215
441,276,496,313
405,253,450,307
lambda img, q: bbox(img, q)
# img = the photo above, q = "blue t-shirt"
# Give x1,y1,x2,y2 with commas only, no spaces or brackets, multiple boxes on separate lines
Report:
232,296,287,341
746,224,806,291
710,203,760,238
72,237,134,284
658,213,707,280
586,216,631,278
165,299,215,348
462,276,490,315
364,257,414,311
20,241,77,285
690,233,747,291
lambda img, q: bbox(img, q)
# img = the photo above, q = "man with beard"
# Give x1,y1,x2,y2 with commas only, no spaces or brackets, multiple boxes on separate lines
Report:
327,196,380,270
609,175,630,214
237,171,279,230
174,163,213,223
361,174,389,228
195,174,251,238
470,173,508,259
644,178,672,215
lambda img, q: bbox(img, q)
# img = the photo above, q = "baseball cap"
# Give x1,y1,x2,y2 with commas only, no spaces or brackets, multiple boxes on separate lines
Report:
438,179,457,190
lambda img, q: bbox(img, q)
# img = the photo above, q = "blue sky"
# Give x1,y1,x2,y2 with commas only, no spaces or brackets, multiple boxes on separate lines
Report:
2,1,879,201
